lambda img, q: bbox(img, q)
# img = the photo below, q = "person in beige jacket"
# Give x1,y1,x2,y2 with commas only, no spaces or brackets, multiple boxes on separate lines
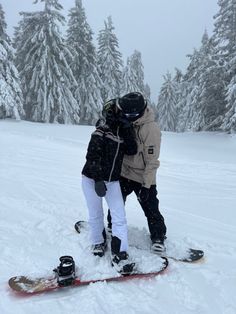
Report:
107,92,167,252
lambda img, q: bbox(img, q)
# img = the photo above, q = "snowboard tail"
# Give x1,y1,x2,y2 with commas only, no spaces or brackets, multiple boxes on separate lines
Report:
159,248,204,262
8,257,168,295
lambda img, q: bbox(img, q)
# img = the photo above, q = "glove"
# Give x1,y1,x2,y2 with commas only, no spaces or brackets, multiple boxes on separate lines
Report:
95,181,107,197
138,187,150,202
118,116,135,142
118,116,132,129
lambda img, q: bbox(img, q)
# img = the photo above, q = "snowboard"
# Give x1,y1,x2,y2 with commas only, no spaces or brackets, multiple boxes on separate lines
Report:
8,258,168,295
74,221,204,263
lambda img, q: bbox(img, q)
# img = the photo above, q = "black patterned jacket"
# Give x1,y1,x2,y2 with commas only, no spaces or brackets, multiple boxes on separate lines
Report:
82,123,137,182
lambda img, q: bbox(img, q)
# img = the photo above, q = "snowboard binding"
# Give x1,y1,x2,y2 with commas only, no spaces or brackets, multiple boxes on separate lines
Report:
54,256,76,286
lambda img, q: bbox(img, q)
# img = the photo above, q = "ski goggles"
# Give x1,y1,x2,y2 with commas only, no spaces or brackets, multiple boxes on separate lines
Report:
115,98,140,119
123,112,140,119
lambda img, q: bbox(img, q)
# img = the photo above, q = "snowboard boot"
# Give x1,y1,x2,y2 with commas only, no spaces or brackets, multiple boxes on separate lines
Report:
151,239,166,254
92,228,107,257
92,242,107,257
54,256,76,286
111,236,135,275
111,251,135,275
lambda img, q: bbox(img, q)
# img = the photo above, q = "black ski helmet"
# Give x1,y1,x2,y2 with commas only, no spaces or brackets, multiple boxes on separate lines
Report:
102,99,116,118
102,98,120,125
118,92,147,121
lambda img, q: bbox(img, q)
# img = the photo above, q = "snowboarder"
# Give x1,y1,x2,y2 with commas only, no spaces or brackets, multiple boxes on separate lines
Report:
107,92,167,253
81,99,137,274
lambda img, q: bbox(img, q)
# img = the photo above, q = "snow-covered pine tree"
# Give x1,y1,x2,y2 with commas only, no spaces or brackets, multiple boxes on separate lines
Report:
67,0,103,125
121,50,152,105
144,83,151,104
0,3,24,120
176,29,227,132
182,48,203,131
213,0,236,61
14,0,80,124
172,68,188,132
184,31,225,131
143,83,151,99
157,72,178,131
121,50,145,94
213,0,236,132
97,16,123,102
122,56,132,95
144,83,156,118
13,12,40,119
222,75,236,132
198,32,227,131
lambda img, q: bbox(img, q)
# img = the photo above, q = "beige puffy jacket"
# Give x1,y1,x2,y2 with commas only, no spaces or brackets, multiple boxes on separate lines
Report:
121,106,161,188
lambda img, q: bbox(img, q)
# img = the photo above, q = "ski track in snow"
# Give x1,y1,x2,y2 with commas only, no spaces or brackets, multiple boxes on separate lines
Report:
0,120,236,314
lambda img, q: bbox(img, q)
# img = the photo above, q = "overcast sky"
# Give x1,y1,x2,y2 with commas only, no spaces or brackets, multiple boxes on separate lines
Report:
1,0,219,101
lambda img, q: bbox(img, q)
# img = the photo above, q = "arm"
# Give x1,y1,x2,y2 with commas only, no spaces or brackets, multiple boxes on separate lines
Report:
85,128,105,182
118,118,137,155
140,122,161,188
120,127,137,155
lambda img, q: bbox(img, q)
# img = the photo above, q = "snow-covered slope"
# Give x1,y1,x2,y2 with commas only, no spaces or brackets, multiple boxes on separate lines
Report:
0,120,236,314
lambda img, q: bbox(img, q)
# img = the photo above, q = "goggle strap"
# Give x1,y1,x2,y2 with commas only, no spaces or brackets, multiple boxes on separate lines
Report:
116,98,122,110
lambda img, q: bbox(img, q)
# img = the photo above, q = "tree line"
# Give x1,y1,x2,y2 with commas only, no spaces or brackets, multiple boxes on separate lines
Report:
157,0,236,133
0,0,151,125
1,0,236,133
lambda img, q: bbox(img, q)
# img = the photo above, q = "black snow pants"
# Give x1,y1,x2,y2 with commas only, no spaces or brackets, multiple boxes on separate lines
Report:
107,176,167,242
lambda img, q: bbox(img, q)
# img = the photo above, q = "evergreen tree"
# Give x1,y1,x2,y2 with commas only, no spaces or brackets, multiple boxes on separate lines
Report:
173,68,188,132
174,67,183,84
180,48,202,131
221,76,236,131
122,56,132,95
67,0,103,124
13,11,40,118
122,50,152,105
176,29,227,132
144,83,151,104
14,0,80,124
157,72,178,131
143,83,155,113
0,3,24,120
175,80,189,132
121,50,145,94
213,0,236,61
213,0,236,132
187,32,226,131
97,16,123,102
199,33,227,131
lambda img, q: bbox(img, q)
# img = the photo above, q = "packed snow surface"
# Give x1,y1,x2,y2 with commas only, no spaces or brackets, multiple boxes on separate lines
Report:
0,120,236,314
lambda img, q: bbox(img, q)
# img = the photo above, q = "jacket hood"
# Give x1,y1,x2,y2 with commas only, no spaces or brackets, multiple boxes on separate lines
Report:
133,106,155,126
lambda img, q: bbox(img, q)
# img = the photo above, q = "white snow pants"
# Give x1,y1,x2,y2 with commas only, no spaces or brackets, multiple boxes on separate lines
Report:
82,175,128,252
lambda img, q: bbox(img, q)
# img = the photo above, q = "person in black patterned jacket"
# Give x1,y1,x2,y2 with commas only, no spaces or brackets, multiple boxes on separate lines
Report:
81,99,137,274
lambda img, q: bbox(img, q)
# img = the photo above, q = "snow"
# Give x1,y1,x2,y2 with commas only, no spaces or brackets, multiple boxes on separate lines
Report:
0,119,236,314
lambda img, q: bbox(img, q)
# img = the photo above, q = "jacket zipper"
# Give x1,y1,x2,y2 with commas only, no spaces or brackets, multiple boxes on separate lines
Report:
137,126,146,167
108,126,120,182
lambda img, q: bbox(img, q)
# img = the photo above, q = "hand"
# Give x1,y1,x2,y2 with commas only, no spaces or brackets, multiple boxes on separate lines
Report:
118,116,132,129
138,187,150,202
118,116,134,141
95,181,107,197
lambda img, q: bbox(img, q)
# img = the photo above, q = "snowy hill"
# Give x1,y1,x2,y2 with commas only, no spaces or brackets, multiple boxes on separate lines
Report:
0,120,236,314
